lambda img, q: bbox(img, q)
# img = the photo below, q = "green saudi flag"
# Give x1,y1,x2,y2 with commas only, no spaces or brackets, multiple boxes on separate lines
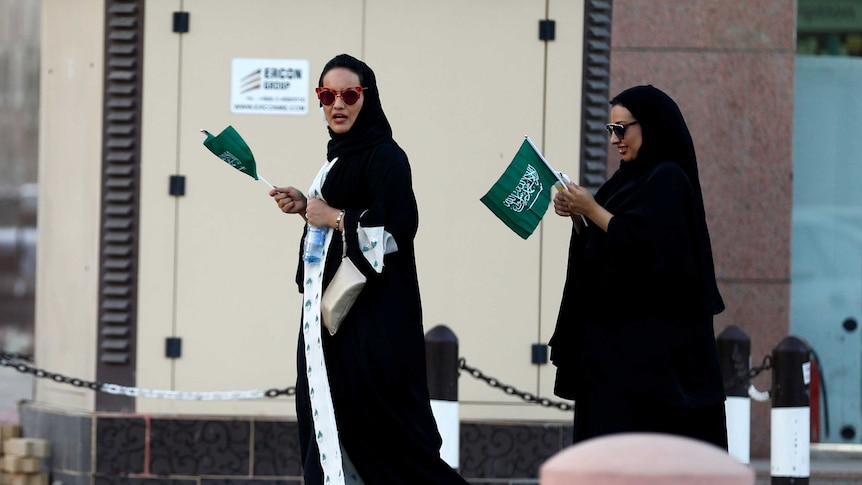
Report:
201,125,273,188
481,138,561,239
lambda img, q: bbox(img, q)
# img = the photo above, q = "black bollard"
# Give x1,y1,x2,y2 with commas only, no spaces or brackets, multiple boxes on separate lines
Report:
770,336,810,485
425,324,460,469
716,325,751,464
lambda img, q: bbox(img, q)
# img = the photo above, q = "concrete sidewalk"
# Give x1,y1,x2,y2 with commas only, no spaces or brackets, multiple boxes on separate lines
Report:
750,444,862,485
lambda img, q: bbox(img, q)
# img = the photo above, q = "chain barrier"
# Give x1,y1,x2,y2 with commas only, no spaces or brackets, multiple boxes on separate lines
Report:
0,352,295,400
749,354,772,380
747,355,773,402
459,358,573,412
730,355,772,401
0,352,33,362
3,351,570,409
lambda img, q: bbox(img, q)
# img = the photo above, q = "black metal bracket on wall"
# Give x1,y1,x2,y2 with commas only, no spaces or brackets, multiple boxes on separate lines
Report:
169,175,185,196
532,343,549,365
165,337,182,358
539,19,556,41
173,11,189,33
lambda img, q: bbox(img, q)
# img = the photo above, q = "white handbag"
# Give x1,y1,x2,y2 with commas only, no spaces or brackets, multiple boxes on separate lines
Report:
321,229,366,335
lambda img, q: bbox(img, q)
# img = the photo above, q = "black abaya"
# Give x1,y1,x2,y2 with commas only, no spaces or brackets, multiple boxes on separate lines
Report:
549,85,727,449
294,54,468,485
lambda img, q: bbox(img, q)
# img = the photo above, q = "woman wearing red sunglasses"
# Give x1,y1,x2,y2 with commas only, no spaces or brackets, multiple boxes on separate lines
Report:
550,85,728,450
270,54,468,485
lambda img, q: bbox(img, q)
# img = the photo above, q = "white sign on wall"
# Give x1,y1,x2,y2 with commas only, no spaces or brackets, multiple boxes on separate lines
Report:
231,58,310,115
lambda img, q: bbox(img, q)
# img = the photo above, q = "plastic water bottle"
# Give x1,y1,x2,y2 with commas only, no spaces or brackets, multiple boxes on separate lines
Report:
303,225,326,263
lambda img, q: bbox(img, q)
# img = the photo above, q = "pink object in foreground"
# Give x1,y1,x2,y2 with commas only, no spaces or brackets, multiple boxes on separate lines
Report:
540,433,754,485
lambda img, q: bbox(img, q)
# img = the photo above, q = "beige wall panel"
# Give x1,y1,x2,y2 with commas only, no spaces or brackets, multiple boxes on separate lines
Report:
34,0,105,411
365,0,581,421
135,0,582,418
137,0,182,411
137,0,364,414
538,0,584,413
366,0,543,407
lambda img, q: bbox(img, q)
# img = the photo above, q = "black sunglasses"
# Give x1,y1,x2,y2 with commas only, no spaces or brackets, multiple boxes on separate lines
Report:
605,120,639,139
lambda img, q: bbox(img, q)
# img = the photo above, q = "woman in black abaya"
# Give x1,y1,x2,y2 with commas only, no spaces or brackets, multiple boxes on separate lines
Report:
270,54,468,484
550,85,728,449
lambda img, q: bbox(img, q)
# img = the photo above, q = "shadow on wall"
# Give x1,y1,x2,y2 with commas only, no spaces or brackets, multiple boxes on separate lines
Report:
0,184,37,355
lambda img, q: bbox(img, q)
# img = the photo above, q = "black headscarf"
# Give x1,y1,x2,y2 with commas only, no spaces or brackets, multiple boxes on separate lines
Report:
599,85,724,316
605,85,706,205
317,54,394,161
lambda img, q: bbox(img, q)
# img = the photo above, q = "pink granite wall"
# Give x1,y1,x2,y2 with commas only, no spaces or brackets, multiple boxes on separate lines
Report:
608,0,797,458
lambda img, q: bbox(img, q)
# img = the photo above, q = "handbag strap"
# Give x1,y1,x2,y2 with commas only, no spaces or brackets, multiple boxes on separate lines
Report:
340,227,348,259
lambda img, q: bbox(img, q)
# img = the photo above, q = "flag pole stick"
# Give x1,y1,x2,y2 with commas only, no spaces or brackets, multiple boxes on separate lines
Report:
257,174,275,189
524,136,566,186
524,136,588,226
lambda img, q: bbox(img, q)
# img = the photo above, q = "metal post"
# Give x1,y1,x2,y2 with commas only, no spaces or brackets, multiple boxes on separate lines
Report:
770,336,810,485
717,325,751,464
425,324,459,470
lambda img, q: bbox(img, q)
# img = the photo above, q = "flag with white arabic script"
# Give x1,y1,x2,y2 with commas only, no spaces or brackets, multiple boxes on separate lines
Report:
480,138,560,239
201,125,273,188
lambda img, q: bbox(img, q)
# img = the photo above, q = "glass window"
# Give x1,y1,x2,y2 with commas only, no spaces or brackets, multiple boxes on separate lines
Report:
792,1,862,443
